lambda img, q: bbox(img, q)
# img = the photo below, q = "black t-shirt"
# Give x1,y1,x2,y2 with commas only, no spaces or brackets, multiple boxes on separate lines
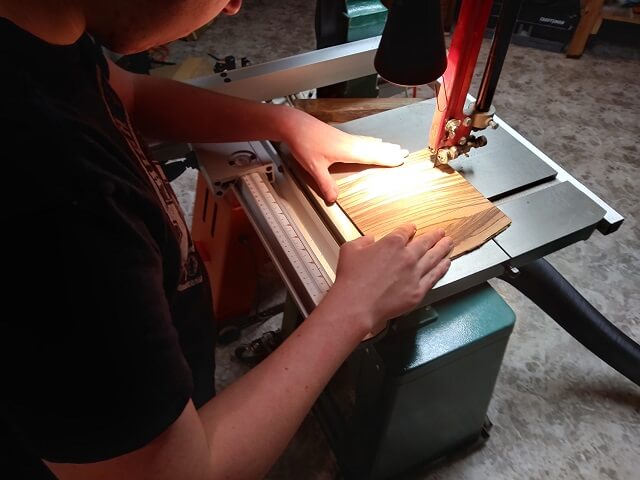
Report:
0,18,216,477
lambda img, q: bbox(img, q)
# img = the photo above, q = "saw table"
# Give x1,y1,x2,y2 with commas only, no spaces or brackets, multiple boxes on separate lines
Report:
185,37,623,478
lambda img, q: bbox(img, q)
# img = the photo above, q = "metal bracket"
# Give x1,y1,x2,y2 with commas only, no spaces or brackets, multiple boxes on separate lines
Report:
433,103,497,166
433,134,488,166
193,142,275,196
467,103,499,131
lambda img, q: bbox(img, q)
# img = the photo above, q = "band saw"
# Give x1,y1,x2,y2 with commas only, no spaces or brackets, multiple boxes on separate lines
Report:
165,1,636,478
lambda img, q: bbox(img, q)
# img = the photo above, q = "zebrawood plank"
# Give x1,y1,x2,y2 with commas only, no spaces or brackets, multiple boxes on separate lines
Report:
335,149,511,258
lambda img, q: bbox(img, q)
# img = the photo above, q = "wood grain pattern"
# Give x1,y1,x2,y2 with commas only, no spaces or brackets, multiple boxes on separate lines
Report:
335,149,511,258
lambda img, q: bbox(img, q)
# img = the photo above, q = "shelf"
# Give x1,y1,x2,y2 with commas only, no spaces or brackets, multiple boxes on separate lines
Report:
602,5,640,25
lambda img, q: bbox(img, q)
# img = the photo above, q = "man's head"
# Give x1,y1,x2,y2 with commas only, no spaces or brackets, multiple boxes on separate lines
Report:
86,0,242,53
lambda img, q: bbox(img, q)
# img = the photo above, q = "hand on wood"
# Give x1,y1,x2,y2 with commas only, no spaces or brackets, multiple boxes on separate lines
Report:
328,224,453,336
283,110,408,203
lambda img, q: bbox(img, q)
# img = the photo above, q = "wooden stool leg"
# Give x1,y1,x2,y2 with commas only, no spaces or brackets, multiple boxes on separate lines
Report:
591,14,604,35
566,0,605,58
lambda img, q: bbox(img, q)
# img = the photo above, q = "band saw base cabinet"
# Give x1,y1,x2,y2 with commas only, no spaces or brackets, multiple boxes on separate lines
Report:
314,283,515,479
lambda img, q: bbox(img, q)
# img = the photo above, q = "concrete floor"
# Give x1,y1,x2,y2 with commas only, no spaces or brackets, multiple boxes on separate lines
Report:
166,1,639,478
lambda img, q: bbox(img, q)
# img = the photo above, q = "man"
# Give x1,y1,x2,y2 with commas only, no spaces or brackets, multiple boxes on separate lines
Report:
0,1,453,478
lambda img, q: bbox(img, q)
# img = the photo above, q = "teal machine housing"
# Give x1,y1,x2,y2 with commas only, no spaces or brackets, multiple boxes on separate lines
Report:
344,0,389,41
312,283,515,479
316,0,388,97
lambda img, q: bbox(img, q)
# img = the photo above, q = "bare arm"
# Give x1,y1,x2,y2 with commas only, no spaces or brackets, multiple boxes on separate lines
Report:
107,60,408,202
108,58,297,144
46,226,453,480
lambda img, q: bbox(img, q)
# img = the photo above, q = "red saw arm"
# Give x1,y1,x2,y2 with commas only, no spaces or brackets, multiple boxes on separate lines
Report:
429,0,494,166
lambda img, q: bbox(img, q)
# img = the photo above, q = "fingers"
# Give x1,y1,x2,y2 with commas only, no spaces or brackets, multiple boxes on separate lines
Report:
406,228,446,259
311,165,339,203
419,257,452,292
417,236,454,276
382,224,417,246
349,138,409,167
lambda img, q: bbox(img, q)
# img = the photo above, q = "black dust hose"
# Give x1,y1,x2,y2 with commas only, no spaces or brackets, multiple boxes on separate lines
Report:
500,258,640,386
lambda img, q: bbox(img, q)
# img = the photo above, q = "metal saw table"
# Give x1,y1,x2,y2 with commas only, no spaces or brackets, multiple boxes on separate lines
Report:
193,99,621,318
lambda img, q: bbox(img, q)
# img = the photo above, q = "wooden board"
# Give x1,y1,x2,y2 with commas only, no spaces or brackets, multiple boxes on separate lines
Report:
291,98,423,124
334,149,511,259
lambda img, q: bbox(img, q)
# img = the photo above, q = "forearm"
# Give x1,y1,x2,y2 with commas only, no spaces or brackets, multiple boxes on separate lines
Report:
126,72,299,143
198,290,369,479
